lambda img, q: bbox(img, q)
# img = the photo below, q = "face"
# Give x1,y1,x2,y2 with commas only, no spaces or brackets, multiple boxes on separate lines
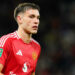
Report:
18,9,40,34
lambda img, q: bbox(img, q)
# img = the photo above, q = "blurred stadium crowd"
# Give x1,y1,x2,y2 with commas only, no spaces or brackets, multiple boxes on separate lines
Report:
0,0,75,75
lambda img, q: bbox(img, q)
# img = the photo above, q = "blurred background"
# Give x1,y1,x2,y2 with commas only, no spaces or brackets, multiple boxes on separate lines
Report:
0,0,75,75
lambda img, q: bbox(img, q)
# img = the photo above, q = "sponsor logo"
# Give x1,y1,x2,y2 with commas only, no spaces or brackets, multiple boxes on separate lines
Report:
0,48,3,57
22,63,28,72
9,71,16,75
22,62,30,72
16,50,22,56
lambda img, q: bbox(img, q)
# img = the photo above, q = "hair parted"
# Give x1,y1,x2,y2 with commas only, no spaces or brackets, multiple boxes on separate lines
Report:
14,2,40,21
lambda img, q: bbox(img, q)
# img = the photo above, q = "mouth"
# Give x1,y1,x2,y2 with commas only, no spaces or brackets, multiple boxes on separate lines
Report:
32,26,38,30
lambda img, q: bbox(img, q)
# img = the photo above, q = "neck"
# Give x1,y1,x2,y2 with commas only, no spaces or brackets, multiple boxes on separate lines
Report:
17,27,32,44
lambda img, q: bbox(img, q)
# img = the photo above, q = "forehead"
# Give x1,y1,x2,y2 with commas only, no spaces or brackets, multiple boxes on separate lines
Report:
24,9,40,16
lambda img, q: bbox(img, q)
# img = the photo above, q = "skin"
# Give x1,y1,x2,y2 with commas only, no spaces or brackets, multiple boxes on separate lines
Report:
0,9,40,75
31,72,35,75
17,9,40,43
0,64,4,75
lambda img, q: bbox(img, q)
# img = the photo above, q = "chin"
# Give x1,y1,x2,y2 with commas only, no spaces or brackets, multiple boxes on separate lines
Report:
32,31,37,34
31,30,38,34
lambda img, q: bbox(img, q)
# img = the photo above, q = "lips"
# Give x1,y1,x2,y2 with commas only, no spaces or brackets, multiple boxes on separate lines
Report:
32,26,38,29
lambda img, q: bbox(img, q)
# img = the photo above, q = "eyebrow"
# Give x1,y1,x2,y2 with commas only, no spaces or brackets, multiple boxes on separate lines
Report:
29,14,40,18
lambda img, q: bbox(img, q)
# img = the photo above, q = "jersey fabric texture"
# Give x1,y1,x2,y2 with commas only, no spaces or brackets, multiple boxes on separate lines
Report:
0,31,41,75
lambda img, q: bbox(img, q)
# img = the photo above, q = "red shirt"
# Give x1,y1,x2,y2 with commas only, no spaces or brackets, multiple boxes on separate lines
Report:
0,31,41,75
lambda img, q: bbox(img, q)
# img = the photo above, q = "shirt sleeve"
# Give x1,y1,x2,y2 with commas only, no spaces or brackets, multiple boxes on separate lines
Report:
0,37,10,66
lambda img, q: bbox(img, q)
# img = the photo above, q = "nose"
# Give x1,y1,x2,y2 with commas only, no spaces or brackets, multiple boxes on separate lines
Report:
34,18,39,24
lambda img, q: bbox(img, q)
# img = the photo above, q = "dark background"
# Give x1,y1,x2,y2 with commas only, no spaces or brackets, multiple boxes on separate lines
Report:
0,0,75,75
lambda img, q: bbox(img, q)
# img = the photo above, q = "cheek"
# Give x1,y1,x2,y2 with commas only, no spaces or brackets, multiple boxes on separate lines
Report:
27,20,33,26
22,18,32,27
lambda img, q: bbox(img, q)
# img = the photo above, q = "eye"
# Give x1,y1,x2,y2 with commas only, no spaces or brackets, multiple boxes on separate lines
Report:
29,15,35,18
29,14,40,19
37,16,40,19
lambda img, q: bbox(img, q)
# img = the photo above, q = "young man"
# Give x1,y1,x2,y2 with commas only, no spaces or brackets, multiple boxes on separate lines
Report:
0,2,41,75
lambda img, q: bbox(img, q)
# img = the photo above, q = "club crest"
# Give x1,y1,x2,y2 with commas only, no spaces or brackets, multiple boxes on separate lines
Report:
32,52,37,60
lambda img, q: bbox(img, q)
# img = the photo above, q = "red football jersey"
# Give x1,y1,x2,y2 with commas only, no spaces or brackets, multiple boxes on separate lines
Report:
0,31,41,75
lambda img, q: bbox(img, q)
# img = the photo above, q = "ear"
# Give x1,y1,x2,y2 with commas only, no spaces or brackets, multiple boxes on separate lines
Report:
17,16,22,24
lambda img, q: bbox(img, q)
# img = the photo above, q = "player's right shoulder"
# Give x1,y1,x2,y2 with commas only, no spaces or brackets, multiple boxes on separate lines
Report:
0,34,11,47
0,32,17,47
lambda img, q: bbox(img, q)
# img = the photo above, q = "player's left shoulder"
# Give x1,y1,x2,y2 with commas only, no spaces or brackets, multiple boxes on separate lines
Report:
31,38,41,47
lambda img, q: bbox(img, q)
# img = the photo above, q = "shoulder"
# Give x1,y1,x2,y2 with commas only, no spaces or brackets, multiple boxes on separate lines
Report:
31,38,41,47
0,31,18,47
32,38,41,56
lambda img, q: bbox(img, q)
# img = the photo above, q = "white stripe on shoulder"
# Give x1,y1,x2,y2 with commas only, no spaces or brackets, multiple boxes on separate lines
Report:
0,35,10,47
31,38,40,45
0,32,19,47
